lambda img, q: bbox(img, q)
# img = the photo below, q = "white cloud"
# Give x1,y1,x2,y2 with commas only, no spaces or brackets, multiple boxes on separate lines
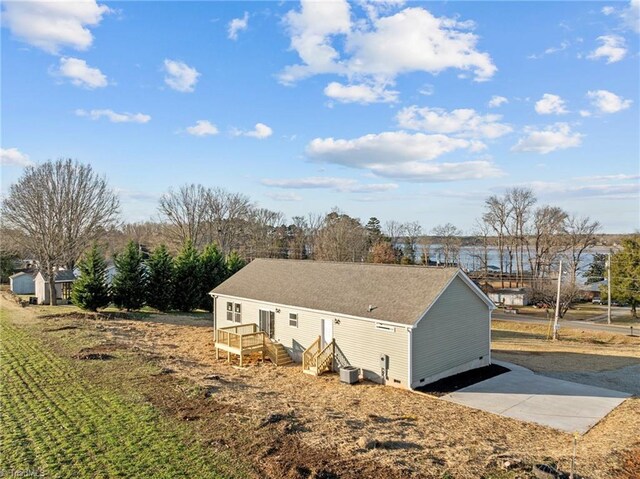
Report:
528,40,570,59
305,131,502,182
588,35,627,63
324,81,398,104
512,123,583,154
602,6,616,15
622,0,640,32
528,180,639,200
279,2,496,87
265,192,303,202
75,109,151,123
579,110,592,117
488,95,508,108
396,106,512,139
0,147,33,167
418,83,434,96
364,160,504,182
53,57,108,89
185,120,219,136
1,0,110,54
587,90,633,114
233,123,273,139
262,177,398,193
163,59,200,93
534,93,568,115
228,12,249,40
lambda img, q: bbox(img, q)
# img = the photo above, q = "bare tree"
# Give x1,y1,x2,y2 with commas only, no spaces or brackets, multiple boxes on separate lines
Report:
2,159,119,305
506,187,536,287
431,223,462,266
402,221,422,264
315,210,369,262
158,184,209,249
204,187,253,254
564,215,601,281
483,195,512,287
526,205,568,288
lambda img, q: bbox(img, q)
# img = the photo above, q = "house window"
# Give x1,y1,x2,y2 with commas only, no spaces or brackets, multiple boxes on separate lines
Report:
226,302,234,322
289,313,298,328
375,323,395,332
234,303,242,323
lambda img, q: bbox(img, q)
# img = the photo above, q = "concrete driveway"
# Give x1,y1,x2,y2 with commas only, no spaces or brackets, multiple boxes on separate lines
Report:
442,363,631,433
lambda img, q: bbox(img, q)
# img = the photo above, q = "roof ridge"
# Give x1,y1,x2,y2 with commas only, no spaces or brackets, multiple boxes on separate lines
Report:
252,258,459,270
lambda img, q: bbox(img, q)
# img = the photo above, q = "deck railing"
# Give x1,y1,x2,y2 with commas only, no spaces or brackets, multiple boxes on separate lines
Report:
302,336,321,371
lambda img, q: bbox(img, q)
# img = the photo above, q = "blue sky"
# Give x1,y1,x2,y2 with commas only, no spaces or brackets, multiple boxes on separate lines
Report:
1,0,639,233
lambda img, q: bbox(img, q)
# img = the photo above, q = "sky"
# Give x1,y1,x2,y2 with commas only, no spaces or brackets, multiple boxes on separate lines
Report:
1,0,639,233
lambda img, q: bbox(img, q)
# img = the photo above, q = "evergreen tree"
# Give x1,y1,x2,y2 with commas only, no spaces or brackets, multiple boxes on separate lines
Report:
145,244,174,311
71,244,110,311
199,243,226,311
583,253,607,284
609,236,640,318
111,241,147,311
172,240,202,312
225,251,246,279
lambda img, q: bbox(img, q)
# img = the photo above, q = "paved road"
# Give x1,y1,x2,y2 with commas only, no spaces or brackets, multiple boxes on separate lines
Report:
493,311,638,336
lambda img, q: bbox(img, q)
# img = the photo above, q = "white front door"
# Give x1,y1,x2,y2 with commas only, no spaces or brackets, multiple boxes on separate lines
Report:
321,318,333,347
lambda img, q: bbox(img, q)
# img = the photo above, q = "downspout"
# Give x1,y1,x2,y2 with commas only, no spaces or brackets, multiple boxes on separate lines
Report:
407,327,413,390
210,293,217,342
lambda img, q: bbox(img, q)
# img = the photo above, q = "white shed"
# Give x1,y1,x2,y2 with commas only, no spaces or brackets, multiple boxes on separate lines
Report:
211,259,494,389
34,270,76,305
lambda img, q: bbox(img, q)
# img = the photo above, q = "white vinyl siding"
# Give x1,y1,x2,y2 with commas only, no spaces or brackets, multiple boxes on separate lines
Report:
214,294,409,387
411,275,491,388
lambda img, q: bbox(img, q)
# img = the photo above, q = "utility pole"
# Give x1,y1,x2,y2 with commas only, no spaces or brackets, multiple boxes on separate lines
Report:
607,252,612,325
553,259,563,341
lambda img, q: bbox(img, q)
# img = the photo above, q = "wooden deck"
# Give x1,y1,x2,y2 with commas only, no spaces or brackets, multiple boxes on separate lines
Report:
215,323,291,367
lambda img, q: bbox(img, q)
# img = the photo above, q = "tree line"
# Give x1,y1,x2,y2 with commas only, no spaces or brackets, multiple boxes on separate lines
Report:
1,159,634,315
72,240,245,312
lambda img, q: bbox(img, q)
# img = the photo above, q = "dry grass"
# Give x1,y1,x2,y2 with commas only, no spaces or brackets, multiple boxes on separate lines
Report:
3,297,639,478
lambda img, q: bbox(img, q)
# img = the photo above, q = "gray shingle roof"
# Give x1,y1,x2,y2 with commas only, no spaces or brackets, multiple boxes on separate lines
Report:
39,270,76,282
211,259,464,326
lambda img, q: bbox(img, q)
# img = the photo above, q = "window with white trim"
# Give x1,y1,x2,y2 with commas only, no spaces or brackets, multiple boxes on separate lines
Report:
226,302,242,323
289,313,298,327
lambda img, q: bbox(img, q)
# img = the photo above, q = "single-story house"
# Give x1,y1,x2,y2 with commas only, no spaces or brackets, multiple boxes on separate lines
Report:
211,259,494,389
9,271,36,295
488,288,530,307
580,280,606,302
35,270,76,305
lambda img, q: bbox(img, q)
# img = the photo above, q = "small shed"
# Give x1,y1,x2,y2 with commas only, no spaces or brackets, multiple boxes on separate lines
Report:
488,288,530,306
9,272,36,295
211,259,494,389
35,270,76,305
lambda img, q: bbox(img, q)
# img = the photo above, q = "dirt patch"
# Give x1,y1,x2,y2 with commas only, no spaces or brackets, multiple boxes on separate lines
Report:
73,343,126,360
416,364,510,397
44,325,80,332
40,311,131,321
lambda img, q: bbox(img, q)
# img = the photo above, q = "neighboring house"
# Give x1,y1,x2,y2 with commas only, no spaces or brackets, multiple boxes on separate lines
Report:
73,263,117,285
9,271,36,295
580,280,606,302
34,270,76,305
488,288,530,307
211,259,494,389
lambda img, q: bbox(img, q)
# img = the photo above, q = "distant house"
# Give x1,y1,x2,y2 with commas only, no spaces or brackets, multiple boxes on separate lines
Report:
73,263,117,285
580,280,606,302
34,270,76,305
9,271,36,295
211,259,494,389
488,288,530,307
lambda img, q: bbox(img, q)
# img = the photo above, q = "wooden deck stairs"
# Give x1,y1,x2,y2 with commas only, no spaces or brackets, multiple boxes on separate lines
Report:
302,336,335,376
215,324,292,367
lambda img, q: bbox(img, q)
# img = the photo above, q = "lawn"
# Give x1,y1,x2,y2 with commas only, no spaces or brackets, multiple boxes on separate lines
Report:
0,302,246,479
